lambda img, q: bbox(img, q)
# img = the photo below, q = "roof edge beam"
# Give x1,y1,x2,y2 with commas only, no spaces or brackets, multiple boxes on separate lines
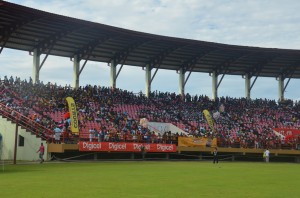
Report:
0,38,8,54
78,59,88,77
39,53,49,71
115,53,128,80
113,39,152,64
181,49,217,72
250,76,258,91
1,16,41,53
151,67,159,84
37,25,86,53
147,44,182,68
76,35,114,60
184,70,192,86
217,74,225,89
283,77,291,94
116,65,124,80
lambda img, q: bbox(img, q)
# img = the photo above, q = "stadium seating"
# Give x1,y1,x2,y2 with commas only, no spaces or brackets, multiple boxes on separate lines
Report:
0,76,300,148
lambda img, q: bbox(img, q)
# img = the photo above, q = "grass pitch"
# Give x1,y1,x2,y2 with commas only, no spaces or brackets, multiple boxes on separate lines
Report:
0,161,299,198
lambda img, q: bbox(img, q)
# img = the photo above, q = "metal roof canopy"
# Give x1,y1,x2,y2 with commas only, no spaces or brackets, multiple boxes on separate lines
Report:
1,1,300,80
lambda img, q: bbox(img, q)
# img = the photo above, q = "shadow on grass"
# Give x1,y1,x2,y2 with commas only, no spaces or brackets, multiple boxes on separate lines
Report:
0,162,46,174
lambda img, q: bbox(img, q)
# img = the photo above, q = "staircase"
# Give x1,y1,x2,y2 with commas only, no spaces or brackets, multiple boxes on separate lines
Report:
0,102,53,142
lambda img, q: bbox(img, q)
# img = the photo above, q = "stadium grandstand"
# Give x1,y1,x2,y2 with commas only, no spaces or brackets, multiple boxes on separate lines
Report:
1,1,300,163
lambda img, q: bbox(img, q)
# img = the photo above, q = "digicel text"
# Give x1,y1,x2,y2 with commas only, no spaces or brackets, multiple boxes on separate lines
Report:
109,143,126,150
133,144,150,150
83,142,101,151
157,144,174,151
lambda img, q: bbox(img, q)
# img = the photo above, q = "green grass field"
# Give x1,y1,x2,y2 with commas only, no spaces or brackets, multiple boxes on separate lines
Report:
0,161,299,198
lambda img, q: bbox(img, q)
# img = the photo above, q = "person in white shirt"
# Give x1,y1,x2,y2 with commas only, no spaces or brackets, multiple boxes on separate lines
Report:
89,128,95,142
264,149,270,163
54,125,62,144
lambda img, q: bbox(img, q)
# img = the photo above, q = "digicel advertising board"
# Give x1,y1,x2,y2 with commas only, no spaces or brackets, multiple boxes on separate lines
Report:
79,142,177,153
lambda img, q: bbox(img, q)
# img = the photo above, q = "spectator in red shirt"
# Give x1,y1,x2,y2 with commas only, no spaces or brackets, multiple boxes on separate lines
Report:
37,143,45,163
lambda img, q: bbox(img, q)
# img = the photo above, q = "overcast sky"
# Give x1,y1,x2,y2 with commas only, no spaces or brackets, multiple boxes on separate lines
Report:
2,0,300,101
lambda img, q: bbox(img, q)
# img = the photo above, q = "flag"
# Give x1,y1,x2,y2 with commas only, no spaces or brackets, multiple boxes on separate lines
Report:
203,109,214,133
66,97,79,133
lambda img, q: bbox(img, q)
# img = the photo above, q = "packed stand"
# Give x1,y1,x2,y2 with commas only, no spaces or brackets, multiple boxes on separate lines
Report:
1,76,300,149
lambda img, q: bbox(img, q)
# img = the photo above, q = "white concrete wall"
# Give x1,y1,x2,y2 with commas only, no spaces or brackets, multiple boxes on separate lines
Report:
148,122,187,135
0,116,47,161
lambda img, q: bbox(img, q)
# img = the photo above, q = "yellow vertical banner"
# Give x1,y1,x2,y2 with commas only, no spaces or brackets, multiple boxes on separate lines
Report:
66,97,79,133
203,109,214,133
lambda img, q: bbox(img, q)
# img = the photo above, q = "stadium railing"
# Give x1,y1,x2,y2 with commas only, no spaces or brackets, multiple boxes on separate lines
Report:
0,102,54,142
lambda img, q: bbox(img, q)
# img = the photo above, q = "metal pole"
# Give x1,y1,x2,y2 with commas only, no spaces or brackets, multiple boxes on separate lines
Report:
13,120,19,165
0,137,3,172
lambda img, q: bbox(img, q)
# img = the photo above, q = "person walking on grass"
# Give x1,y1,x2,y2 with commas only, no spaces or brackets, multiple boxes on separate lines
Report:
37,143,45,163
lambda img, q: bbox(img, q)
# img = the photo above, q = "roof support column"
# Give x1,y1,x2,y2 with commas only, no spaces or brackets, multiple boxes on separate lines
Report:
110,59,117,89
245,74,251,99
278,75,284,101
211,71,218,100
32,48,40,84
73,55,80,89
145,64,151,98
179,68,185,97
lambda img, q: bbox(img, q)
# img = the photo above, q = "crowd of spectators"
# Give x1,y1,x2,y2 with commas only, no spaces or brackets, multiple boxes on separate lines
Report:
1,75,300,149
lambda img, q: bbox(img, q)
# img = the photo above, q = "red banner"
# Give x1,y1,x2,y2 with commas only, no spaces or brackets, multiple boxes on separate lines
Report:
274,128,300,137
79,142,177,153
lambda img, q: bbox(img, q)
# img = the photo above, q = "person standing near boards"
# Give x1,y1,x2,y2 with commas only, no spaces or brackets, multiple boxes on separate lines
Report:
141,145,146,160
213,147,218,164
263,148,270,163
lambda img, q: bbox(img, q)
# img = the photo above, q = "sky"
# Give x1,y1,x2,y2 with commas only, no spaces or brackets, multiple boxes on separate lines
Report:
1,0,300,101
